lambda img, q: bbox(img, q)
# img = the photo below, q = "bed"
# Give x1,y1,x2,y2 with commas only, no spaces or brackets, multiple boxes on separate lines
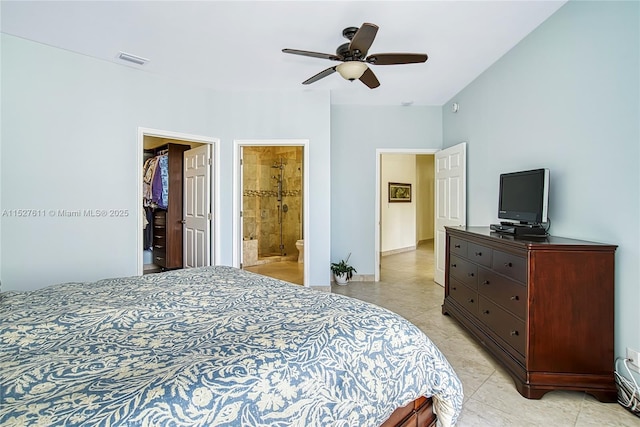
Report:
0,266,463,426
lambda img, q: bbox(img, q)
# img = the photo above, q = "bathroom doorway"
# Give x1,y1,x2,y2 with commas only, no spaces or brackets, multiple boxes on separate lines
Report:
235,142,307,285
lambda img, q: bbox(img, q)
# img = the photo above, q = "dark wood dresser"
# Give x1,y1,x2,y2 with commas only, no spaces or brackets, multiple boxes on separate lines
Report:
442,226,617,402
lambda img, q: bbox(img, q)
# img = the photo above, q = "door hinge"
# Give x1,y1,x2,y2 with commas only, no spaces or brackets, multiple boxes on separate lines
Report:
240,263,243,269
208,213,212,220
240,211,243,217
240,158,243,166
208,158,212,165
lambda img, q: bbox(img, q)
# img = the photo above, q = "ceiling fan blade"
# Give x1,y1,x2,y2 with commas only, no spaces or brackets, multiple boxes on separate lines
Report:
282,48,342,61
359,67,380,89
349,23,379,57
302,66,337,85
366,53,428,65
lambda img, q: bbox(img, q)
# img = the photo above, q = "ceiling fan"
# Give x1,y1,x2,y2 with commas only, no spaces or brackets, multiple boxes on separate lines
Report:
282,23,428,89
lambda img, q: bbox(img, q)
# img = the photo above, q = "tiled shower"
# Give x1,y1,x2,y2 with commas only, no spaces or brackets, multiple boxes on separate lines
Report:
242,146,303,262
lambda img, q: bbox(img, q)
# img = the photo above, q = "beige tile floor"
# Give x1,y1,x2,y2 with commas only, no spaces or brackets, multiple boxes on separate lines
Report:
244,259,304,285
246,242,639,426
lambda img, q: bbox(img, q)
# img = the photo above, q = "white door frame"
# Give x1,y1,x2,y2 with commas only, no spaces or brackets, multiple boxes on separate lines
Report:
375,148,439,282
136,127,220,275
232,139,310,287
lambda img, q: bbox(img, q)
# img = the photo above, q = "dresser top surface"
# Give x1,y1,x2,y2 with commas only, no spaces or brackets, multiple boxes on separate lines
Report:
446,226,617,250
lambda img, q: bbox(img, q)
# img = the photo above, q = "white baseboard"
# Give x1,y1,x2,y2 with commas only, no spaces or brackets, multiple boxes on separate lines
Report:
381,245,416,257
329,274,374,284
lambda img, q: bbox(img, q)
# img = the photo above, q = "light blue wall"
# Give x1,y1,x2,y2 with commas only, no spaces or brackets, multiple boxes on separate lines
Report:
0,34,331,290
331,105,442,274
209,91,331,286
0,30,2,291
443,1,639,364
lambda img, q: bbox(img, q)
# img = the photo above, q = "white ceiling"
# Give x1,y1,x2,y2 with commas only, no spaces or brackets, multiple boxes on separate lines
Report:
0,1,567,106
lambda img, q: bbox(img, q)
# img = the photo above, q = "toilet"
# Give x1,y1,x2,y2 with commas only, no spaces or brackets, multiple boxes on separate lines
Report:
295,240,304,263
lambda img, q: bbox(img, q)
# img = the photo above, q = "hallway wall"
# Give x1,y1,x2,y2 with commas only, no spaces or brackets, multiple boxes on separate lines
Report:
330,106,443,272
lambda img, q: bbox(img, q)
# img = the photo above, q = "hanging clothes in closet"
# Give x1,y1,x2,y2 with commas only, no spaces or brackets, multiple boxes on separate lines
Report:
142,149,169,250
144,150,169,209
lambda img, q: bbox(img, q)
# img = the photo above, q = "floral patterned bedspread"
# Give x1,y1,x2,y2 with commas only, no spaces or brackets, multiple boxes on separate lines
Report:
0,266,463,426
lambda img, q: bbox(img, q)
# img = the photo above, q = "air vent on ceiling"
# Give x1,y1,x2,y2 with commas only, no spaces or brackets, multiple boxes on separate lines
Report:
118,52,149,65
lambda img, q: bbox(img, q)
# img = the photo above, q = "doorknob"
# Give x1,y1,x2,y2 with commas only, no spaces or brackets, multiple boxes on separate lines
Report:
181,220,186,224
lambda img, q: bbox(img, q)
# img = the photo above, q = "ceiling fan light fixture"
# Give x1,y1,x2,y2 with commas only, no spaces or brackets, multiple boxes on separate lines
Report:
336,61,367,81
282,23,427,89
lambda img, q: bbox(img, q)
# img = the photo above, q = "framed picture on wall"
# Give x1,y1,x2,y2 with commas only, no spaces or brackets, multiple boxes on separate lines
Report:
388,182,412,203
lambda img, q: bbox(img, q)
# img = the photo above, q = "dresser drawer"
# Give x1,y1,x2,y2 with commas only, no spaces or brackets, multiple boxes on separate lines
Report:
153,250,166,267
478,296,526,357
154,210,166,226
153,232,165,246
449,237,468,257
467,242,492,267
478,268,527,320
492,250,527,283
449,255,478,289
449,278,478,315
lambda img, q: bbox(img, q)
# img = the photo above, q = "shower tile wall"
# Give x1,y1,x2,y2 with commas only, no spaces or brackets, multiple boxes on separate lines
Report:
243,146,303,258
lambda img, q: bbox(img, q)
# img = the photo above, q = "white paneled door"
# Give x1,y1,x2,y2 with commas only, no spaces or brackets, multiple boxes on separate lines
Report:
183,144,211,268
434,142,467,285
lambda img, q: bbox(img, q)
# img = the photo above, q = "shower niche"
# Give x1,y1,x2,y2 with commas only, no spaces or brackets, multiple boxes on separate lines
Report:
242,146,303,264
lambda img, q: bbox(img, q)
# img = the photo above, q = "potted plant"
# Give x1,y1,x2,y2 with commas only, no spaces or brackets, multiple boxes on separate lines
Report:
330,253,357,285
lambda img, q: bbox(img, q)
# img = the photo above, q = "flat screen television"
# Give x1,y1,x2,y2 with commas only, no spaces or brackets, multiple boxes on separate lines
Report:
498,168,549,225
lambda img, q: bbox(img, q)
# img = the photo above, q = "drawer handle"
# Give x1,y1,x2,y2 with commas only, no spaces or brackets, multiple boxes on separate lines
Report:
467,272,475,277
483,309,490,315
504,262,513,268
475,251,482,256
454,244,461,248
452,263,457,268
510,295,519,301
482,280,490,285
510,330,519,336
468,298,474,303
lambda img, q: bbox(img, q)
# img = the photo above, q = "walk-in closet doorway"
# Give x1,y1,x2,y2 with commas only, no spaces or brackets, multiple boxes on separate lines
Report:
137,127,220,276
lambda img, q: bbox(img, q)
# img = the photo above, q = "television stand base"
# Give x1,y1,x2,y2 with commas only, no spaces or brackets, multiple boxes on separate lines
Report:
490,223,548,237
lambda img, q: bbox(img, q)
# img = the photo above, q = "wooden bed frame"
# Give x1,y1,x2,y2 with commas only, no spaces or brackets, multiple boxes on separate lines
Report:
382,396,436,427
